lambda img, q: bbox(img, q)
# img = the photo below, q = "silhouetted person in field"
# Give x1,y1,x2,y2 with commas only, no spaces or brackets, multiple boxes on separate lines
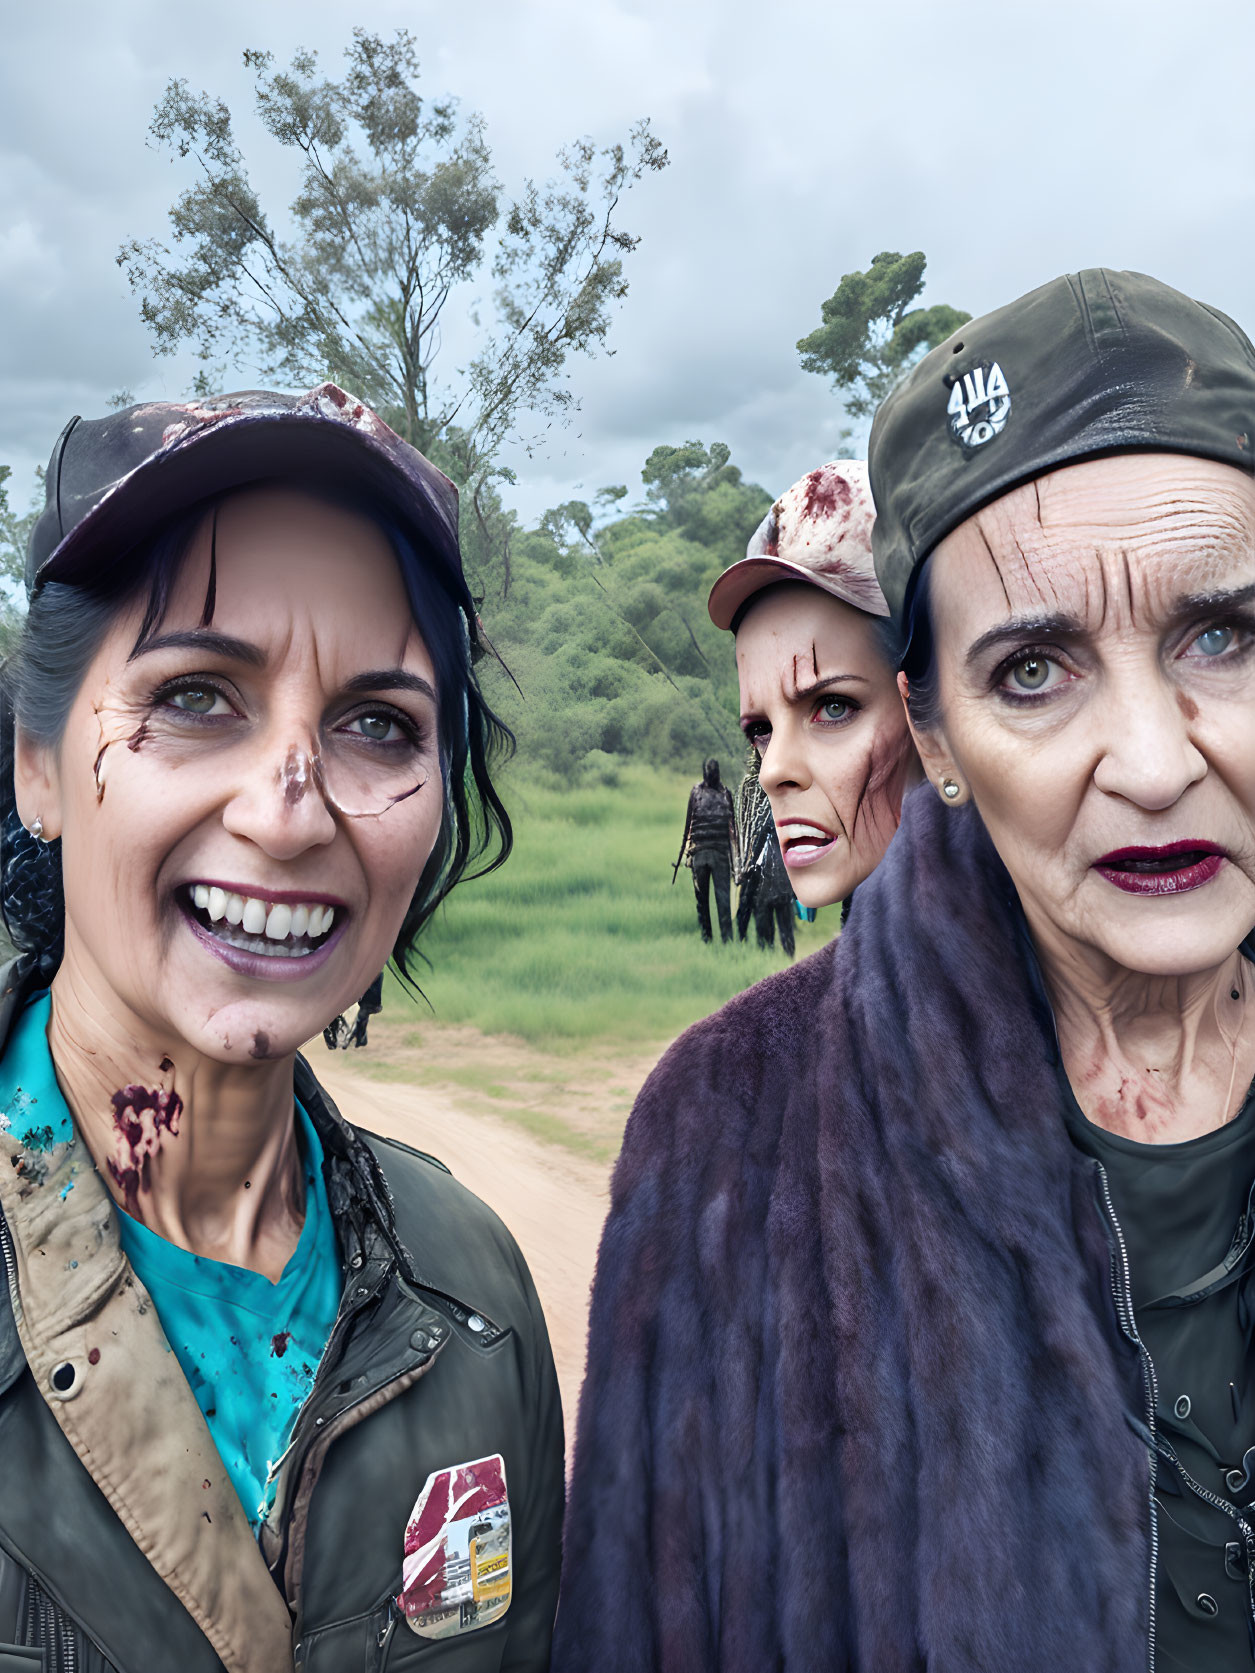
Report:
734,752,795,956
676,758,737,943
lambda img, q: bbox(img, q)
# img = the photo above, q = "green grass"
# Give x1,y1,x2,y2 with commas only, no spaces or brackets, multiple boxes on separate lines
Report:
386,764,835,1045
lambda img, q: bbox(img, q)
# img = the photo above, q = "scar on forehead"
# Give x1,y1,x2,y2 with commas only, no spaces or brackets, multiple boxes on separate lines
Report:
973,520,1012,613
787,643,822,699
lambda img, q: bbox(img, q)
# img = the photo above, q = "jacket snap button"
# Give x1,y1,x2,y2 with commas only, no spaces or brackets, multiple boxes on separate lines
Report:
467,1314,486,1333
1175,1394,1191,1419
1227,1468,1246,1493
410,1329,434,1353
349,1253,363,1270
48,1361,80,1399
1197,1593,1219,1616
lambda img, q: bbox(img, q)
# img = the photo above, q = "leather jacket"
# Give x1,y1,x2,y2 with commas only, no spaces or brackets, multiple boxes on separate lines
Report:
0,969,563,1672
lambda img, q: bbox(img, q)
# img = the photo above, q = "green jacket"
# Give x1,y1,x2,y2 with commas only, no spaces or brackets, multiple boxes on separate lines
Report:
0,967,564,1672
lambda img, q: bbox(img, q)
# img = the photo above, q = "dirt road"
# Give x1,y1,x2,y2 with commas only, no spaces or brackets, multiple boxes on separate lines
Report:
315,1047,631,1455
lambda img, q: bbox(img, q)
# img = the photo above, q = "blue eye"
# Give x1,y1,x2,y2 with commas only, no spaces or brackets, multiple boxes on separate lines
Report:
818,698,852,723
1194,626,1234,658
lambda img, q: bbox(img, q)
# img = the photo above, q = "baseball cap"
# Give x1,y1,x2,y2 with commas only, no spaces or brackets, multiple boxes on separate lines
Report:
26,383,472,623
707,459,887,630
868,268,1255,628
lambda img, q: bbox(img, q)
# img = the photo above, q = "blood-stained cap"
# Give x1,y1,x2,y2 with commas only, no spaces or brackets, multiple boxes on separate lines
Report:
707,459,887,631
26,383,474,634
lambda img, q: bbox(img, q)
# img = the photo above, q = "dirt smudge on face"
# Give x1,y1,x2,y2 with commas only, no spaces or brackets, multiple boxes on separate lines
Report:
106,1084,183,1217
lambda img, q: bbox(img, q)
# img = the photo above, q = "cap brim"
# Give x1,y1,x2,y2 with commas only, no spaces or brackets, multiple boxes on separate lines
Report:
707,556,889,630
34,409,462,601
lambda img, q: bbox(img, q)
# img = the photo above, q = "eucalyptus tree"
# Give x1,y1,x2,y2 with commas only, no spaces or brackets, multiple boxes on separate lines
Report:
118,29,668,595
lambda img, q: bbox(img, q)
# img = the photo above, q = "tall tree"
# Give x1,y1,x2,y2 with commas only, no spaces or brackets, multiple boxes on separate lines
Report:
0,466,39,653
797,250,970,419
118,29,668,596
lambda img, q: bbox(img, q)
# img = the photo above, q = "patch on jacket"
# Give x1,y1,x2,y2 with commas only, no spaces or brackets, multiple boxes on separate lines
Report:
398,1453,511,1639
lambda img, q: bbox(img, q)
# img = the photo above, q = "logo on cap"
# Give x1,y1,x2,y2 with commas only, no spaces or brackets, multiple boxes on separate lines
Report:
947,361,1011,451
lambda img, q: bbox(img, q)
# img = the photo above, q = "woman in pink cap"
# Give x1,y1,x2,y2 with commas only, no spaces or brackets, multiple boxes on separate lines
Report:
708,459,920,916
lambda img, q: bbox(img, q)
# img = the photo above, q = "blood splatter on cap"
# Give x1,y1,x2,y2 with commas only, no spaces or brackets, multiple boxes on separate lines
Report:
707,459,886,631
26,383,475,636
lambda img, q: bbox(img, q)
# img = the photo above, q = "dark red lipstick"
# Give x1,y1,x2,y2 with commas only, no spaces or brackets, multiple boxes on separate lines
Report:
1093,841,1226,897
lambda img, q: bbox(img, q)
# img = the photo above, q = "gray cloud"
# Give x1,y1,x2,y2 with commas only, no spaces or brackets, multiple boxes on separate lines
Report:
2,0,1253,530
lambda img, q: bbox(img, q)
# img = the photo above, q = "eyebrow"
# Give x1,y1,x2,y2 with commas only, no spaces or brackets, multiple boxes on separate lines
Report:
130,631,437,705
129,629,267,667
964,582,1255,667
740,671,869,727
341,669,438,705
788,671,870,702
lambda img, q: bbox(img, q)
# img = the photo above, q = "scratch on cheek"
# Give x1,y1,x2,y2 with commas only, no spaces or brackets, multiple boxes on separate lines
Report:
93,743,109,803
127,718,151,753
1177,687,1200,723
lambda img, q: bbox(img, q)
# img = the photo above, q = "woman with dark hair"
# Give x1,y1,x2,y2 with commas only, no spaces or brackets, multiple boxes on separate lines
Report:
708,459,919,919
555,272,1255,1671
0,387,563,1672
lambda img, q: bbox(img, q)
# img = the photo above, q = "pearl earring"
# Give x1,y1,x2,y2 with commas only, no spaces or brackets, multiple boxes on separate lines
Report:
941,780,961,801
28,817,45,841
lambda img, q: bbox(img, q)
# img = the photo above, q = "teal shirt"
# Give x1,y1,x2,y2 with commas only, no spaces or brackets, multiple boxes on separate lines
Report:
0,994,342,1529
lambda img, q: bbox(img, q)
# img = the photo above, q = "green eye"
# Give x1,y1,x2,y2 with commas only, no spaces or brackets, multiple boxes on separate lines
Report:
819,698,851,722
1011,657,1051,690
353,714,395,742
1195,626,1234,657
171,687,220,714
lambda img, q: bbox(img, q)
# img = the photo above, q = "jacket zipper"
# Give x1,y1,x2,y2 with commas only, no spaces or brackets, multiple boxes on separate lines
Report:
1097,1163,1159,1673
0,1208,18,1323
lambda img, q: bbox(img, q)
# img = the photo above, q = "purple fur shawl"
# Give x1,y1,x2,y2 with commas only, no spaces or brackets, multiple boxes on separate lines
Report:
554,786,1154,1672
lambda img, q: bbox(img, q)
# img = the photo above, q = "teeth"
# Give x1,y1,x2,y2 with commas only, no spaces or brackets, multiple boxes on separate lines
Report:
780,823,831,843
189,888,337,944
265,904,292,941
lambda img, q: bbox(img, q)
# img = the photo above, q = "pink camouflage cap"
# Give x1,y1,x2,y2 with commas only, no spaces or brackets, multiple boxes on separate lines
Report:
706,458,888,630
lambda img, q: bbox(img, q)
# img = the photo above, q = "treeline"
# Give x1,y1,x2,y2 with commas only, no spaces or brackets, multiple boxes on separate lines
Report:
477,441,770,781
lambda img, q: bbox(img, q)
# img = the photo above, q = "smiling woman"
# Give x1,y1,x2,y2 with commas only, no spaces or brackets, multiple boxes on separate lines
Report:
0,389,563,1673
556,271,1255,1673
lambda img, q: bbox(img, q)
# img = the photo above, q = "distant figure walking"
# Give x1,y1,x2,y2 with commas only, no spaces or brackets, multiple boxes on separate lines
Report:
734,755,796,955
675,758,737,943
734,747,770,941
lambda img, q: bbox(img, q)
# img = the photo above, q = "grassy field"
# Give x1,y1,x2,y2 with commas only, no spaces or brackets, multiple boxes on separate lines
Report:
385,762,835,1046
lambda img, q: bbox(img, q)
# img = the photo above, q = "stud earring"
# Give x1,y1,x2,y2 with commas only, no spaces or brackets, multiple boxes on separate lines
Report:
28,817,45,842
941,779,961,801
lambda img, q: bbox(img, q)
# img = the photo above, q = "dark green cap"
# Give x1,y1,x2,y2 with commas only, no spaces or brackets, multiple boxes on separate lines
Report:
867,268,1255,629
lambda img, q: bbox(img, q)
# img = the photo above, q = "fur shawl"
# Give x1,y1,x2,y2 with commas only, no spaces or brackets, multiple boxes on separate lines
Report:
554,788,1153,1672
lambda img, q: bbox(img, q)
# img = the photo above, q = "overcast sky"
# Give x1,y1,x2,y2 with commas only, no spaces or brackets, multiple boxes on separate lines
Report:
2,0,1253,527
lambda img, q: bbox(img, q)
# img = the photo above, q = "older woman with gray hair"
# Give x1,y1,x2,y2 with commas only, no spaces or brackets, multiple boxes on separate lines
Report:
555,270,1255,1672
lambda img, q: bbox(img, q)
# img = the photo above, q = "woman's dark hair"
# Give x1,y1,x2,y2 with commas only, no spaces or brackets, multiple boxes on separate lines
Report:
897,557,942,731
1,484,513,990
